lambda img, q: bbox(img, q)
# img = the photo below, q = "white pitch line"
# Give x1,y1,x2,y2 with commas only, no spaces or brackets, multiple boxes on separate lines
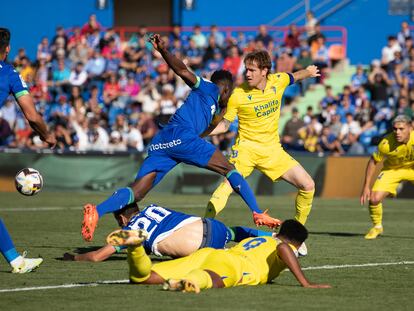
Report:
1,260,414,293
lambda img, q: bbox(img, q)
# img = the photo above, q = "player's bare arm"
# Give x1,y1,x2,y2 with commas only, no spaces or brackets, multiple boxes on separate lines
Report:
360,157,379,205
292,65,320,82
17,94,56,148
277,243,331,288
208,118,231,136
63,244,116,262
148,34,197,87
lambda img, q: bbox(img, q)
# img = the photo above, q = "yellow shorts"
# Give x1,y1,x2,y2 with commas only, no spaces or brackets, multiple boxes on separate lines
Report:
151,248,259,288
229,140,298,181
372,168,414,196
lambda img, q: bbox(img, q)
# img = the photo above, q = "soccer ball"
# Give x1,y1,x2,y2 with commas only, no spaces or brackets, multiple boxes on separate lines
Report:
15,168,44,196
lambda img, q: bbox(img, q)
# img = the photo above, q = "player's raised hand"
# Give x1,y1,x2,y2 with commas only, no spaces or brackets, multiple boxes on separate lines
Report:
148,33,166,51
306,65,320,77
44,133,57,149
360,187,371,205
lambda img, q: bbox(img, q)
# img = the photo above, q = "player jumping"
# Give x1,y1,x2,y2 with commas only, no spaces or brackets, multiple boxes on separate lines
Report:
81,34,280,242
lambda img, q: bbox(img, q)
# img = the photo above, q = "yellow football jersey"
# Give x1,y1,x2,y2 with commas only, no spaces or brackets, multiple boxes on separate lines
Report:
372,131,414,169
224,73,293,145
229,236,297,285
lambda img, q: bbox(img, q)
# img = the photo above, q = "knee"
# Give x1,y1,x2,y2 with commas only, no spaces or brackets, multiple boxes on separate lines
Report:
369,193,383,206
300,178,315,192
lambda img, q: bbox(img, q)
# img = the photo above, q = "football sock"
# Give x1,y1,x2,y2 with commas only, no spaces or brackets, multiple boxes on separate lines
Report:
96,187,135,217
226,170,262,214
127,245,152,283
368,203,383,227
205,182,233,218
0,219,20,264
229,226,273,242
184,269,213,289
295,189,314,225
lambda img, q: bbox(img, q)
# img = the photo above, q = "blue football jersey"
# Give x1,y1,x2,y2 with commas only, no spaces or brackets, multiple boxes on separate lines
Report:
0,61,29,107
166,76,220,135
125,204,200,256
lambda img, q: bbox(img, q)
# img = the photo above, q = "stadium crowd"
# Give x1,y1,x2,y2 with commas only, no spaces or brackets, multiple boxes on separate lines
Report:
0,14,412,156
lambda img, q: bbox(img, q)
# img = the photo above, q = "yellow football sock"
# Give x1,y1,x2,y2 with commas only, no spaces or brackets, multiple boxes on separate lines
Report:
295,189,314,225
368,203,383,227
185,269,213,289
205,181,233,218
127,245,152,283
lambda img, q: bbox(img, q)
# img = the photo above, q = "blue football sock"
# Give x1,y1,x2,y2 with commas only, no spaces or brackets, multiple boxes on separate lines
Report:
226,170,262,213
230,226,273,242
96,187,135,217
0,219,20,263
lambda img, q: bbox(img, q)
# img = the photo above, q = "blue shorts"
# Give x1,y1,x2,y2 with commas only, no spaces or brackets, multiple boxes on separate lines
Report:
136,126,217,186
200,218,232,249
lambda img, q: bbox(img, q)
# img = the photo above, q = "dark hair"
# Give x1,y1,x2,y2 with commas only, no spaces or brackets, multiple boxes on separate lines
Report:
244,50,272,73
211,69,233,86
278,219,308,244
0,28,11,54
113,202,139,218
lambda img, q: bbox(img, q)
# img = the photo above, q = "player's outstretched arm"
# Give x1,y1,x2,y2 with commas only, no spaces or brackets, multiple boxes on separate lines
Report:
277,243,331,288
207,119,231,136
63,244,116,262
360,157,378,205
17,94,56,148
148,34,197,87
292,65,320,82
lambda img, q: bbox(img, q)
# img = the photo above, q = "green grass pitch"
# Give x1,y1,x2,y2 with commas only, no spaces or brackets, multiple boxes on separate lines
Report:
0,191,413,311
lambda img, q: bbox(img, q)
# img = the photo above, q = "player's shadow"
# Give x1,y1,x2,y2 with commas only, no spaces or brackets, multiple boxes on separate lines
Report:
309,231,365,237
55,246,127,261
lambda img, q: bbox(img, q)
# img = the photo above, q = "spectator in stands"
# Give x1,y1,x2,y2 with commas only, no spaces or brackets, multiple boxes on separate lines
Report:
319,125,344,156
281,107,305,150
19,57,35,83
69,62,88,87
37,37,52,62
339,113,362,151
307,23,325,47
320,85,339,109
276,49,295,73
303,106,314,124
351,65,368,92
138,112,158,146
311,36,329,82
51,59,71,94
85,49,106,82
191,25,207,49
203,36,223,64
137,77,160,114
298,123,319,153
51,26,68,52
295,49,314,94
48,94,71,125
346,132,365,155
355,98,376,125
108,130,127,152
381,36,401,66
69,41,89,65
402,60,414,91
54,122,73,151
367,61,391,108
305,11,318,39
87,117,109,151
210,25,225,48
103,73,121,104
126,119,144,152
223,45,242,77
13,48,28,68
397,21,412,46
284,24,301,52
156,84,177,127
184,38,203,71
81,14,101,36
329,113,342,138
255,25,273,48
358,120,379,154
68,26,86,50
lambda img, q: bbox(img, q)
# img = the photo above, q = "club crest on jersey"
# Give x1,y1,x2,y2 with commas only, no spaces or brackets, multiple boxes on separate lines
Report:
247,95,252,101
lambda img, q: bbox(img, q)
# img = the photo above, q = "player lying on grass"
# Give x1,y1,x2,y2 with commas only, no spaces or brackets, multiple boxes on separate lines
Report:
66,203,273,261
360,115,414,239
106,219,330,292
81,34,280,242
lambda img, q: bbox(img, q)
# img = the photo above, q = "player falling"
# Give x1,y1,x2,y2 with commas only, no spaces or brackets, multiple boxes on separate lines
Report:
81,34,280,242
360,115,414,239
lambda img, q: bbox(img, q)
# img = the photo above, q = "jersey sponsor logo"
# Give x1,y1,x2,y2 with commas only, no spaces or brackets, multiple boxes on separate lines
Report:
148,139,181,151
242,237,266,250
253,99,279,117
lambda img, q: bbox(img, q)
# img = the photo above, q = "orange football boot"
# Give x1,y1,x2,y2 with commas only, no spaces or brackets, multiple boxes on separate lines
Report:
253,209,282,229
82,204,99,241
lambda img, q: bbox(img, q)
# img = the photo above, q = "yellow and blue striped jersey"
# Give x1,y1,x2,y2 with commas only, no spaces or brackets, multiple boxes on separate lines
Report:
372,131,414,169
224,73,294,145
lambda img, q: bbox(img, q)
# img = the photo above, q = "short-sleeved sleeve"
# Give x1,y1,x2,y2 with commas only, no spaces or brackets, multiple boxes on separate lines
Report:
223,92,239,123
271,72,294,89
372,138,388,163
9,69,29,99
